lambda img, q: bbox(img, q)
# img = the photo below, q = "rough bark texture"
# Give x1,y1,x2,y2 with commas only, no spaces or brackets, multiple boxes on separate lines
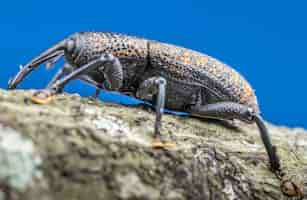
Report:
0,89,306,200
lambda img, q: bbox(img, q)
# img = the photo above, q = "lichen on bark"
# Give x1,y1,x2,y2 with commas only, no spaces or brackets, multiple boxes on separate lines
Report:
0,89,306,200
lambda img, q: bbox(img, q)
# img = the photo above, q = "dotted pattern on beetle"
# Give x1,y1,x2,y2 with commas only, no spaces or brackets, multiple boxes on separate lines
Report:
148,41,258,112
72,32,148,67
66,32,259,113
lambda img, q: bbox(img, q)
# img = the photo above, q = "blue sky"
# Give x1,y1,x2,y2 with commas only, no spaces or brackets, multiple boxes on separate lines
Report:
0,0,306,128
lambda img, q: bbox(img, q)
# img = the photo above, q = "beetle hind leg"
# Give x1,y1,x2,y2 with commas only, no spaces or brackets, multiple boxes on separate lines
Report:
188,102,281,171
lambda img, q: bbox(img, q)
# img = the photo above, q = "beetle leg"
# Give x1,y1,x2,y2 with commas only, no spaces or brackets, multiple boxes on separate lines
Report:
52,54,123,91
46,63,104,98
32,54,123,104
46,63,74,90
31,63,73,104
188,102,281,172
136,77,176,149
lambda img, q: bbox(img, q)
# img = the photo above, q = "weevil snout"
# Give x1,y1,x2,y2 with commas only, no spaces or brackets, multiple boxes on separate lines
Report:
7,35,79,90
8,63,33,89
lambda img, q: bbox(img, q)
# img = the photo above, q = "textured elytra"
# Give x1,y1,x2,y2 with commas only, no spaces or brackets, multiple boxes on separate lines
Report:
148,41,258,112
65,31,259,112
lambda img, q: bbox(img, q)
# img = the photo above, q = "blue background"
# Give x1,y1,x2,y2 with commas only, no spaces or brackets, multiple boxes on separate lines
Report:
0,0,306,128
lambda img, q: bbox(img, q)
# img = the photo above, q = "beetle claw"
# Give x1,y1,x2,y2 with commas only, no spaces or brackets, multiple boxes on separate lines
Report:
31,90,55,104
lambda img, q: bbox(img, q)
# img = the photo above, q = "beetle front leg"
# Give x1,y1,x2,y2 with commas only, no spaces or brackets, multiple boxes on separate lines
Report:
46,63,74,90
32,54,123,104
188,102,281,172
53,54,122,91
46,63,104,98
136,77,175,148
31,64,74,104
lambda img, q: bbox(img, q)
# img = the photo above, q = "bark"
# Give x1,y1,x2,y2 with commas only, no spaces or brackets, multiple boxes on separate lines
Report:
0,89,306,200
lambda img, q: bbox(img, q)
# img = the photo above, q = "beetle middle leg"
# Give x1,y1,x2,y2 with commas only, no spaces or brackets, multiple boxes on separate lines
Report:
32,54,123,104
46,63,74,90
136,76,176,148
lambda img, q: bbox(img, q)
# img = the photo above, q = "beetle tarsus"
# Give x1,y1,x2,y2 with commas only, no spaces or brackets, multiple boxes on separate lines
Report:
31,89,56,104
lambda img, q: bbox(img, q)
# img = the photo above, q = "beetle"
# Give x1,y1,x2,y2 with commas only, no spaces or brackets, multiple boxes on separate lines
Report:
8,31,281,172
